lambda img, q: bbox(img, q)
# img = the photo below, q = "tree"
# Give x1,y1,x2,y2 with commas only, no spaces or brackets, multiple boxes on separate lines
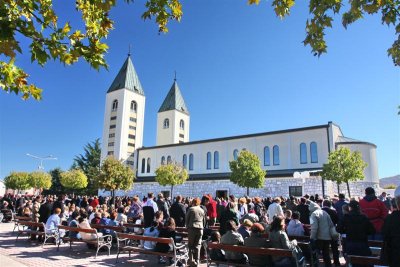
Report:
322,147,367,198
72,138,101,195
1,0,182,100
60,169,88,195
4,172,31,193
44,168,64,194
96,157,135,202
2,0,398,101
155,162,188,198
229,150,266,196
29,171,52,194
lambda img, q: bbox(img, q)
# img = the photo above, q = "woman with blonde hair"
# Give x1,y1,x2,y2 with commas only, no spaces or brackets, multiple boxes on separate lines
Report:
186,197,206,267
239,197,248,218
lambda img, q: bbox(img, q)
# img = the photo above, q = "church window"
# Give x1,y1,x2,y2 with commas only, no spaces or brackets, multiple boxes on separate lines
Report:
273,145,280,165
163,119,169,129
264,146,270,166
300,143,307,164
130,101,137,112
206,152,212,170
141,158,145,173
112,100,118,111
183,154,187,169
310,142,318,163
147,158,151,173
233,149,239,160
189,154,194,170
167,156,172,164
180,120,184,130
161,156,166,165
214,151,219,169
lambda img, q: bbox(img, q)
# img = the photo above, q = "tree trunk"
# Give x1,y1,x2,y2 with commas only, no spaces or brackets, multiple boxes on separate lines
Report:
111,189,115,206
346,181,351,198
246,187,249,196
337,183,340,195
171,185,174,200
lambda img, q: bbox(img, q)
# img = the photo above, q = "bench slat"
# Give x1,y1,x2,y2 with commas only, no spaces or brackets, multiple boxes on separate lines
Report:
348,255,383,265
117,233,172,244
208,242,293,257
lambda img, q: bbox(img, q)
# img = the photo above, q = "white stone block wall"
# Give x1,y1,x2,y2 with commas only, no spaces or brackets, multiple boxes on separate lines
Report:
99,177,378,199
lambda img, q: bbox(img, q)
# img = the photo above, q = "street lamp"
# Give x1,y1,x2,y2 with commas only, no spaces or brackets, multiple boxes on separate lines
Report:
26,153,57,170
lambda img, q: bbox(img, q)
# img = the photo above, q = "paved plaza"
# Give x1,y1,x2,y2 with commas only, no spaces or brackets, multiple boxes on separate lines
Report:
0,222,182,267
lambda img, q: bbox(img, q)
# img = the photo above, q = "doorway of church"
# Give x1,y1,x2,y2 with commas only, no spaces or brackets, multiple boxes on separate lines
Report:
216,190,228,199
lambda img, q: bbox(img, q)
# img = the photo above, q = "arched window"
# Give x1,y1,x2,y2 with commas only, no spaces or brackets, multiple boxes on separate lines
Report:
146,158,151,173
180,119,184,130
130,101,137,112
167,156,172,164
300,143,307,164
264,146,270,166
112,99,118,111
214,151,219,169
141,158,145,173
206,152,212,170
161,156,166,165
183,154,187,169
310,142,318,163
189,153,194,170
233,149,239,160
273,145,280,165
163,118,169,129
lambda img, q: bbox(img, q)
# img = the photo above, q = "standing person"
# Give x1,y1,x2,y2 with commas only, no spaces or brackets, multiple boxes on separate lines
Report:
156,193,170,220
90,196,99,209
254,197,267,220
219,202,239,235
206,195,217,226
359,187,388,240
381,186,400,267
31,196,41,241
337,200,375,266
128,196,143,222
143,192,158,227
169,195,186,227
322,200,339,226
238,197,248,218
267,197,284,222
52,195,65,218
39,196,53,226
334,193,348,222
296,197,310,224
185,197,205,267
309,201,340,267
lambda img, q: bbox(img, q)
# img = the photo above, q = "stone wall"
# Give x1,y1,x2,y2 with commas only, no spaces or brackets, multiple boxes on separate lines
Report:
99,177,379,199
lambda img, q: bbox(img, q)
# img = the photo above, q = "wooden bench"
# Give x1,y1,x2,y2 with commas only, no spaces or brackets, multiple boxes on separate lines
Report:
90,224,125,235
347,255,386,266
206,242,303,267
57,225,112,258
115,233,188,266
16,221,51,246
13,215,31,232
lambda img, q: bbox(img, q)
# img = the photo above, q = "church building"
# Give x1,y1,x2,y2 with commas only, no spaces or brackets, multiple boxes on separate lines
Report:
101,55,380,198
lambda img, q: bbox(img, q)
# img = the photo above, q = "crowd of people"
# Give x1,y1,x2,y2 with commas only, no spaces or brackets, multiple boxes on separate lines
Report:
0,186,399,267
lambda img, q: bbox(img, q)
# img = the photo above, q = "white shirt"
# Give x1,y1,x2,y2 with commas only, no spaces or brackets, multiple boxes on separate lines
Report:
267,202,284,221
144,198,158,212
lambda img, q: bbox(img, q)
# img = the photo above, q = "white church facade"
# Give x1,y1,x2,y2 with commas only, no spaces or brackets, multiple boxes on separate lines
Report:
101,55,380,198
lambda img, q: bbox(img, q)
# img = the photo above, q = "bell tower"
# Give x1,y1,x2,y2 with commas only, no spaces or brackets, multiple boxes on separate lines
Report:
101,53,145,168
156,78,189,146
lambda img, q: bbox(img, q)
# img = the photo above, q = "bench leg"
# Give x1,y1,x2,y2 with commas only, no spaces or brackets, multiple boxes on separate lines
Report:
116,251,120,263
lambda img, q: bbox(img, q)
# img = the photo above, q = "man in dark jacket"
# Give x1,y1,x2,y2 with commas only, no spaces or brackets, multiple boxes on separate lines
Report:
334,193,348,221
169,195,186,227
52,195,65,218
156,193,170,220
296,197,310,224
381,186,400,267
39,197,53,225
322,200,339,225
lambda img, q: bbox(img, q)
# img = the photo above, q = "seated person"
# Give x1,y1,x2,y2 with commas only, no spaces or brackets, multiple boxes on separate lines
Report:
90,211,101,225
244,223,271,266
45,208,65,242
269,215,297,267
221,220,248,264
155,218,177,264
100,211,111,235
143,221,160,250
78,213,103,241
238,219,253,239
68,211,80,239
116,207,127,225
209,231,226,261
287,211,305,237
284,210,292,226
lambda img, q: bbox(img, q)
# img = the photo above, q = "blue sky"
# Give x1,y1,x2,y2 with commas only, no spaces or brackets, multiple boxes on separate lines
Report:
0,1,399,179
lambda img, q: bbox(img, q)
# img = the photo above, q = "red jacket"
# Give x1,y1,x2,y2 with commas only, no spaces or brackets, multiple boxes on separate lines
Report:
359,195,388,233
207,199,217,218
90,198,99,209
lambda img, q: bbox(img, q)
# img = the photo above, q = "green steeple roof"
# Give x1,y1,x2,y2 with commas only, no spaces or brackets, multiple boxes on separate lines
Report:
158,80,189,114
107,55,144,95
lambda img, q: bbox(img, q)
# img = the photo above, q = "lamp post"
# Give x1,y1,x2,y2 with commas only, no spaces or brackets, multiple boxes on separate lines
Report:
26,153,57,170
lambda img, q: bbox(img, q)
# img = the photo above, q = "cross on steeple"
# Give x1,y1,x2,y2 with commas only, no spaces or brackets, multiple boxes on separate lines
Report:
174,71,177,81
128,44,132,56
